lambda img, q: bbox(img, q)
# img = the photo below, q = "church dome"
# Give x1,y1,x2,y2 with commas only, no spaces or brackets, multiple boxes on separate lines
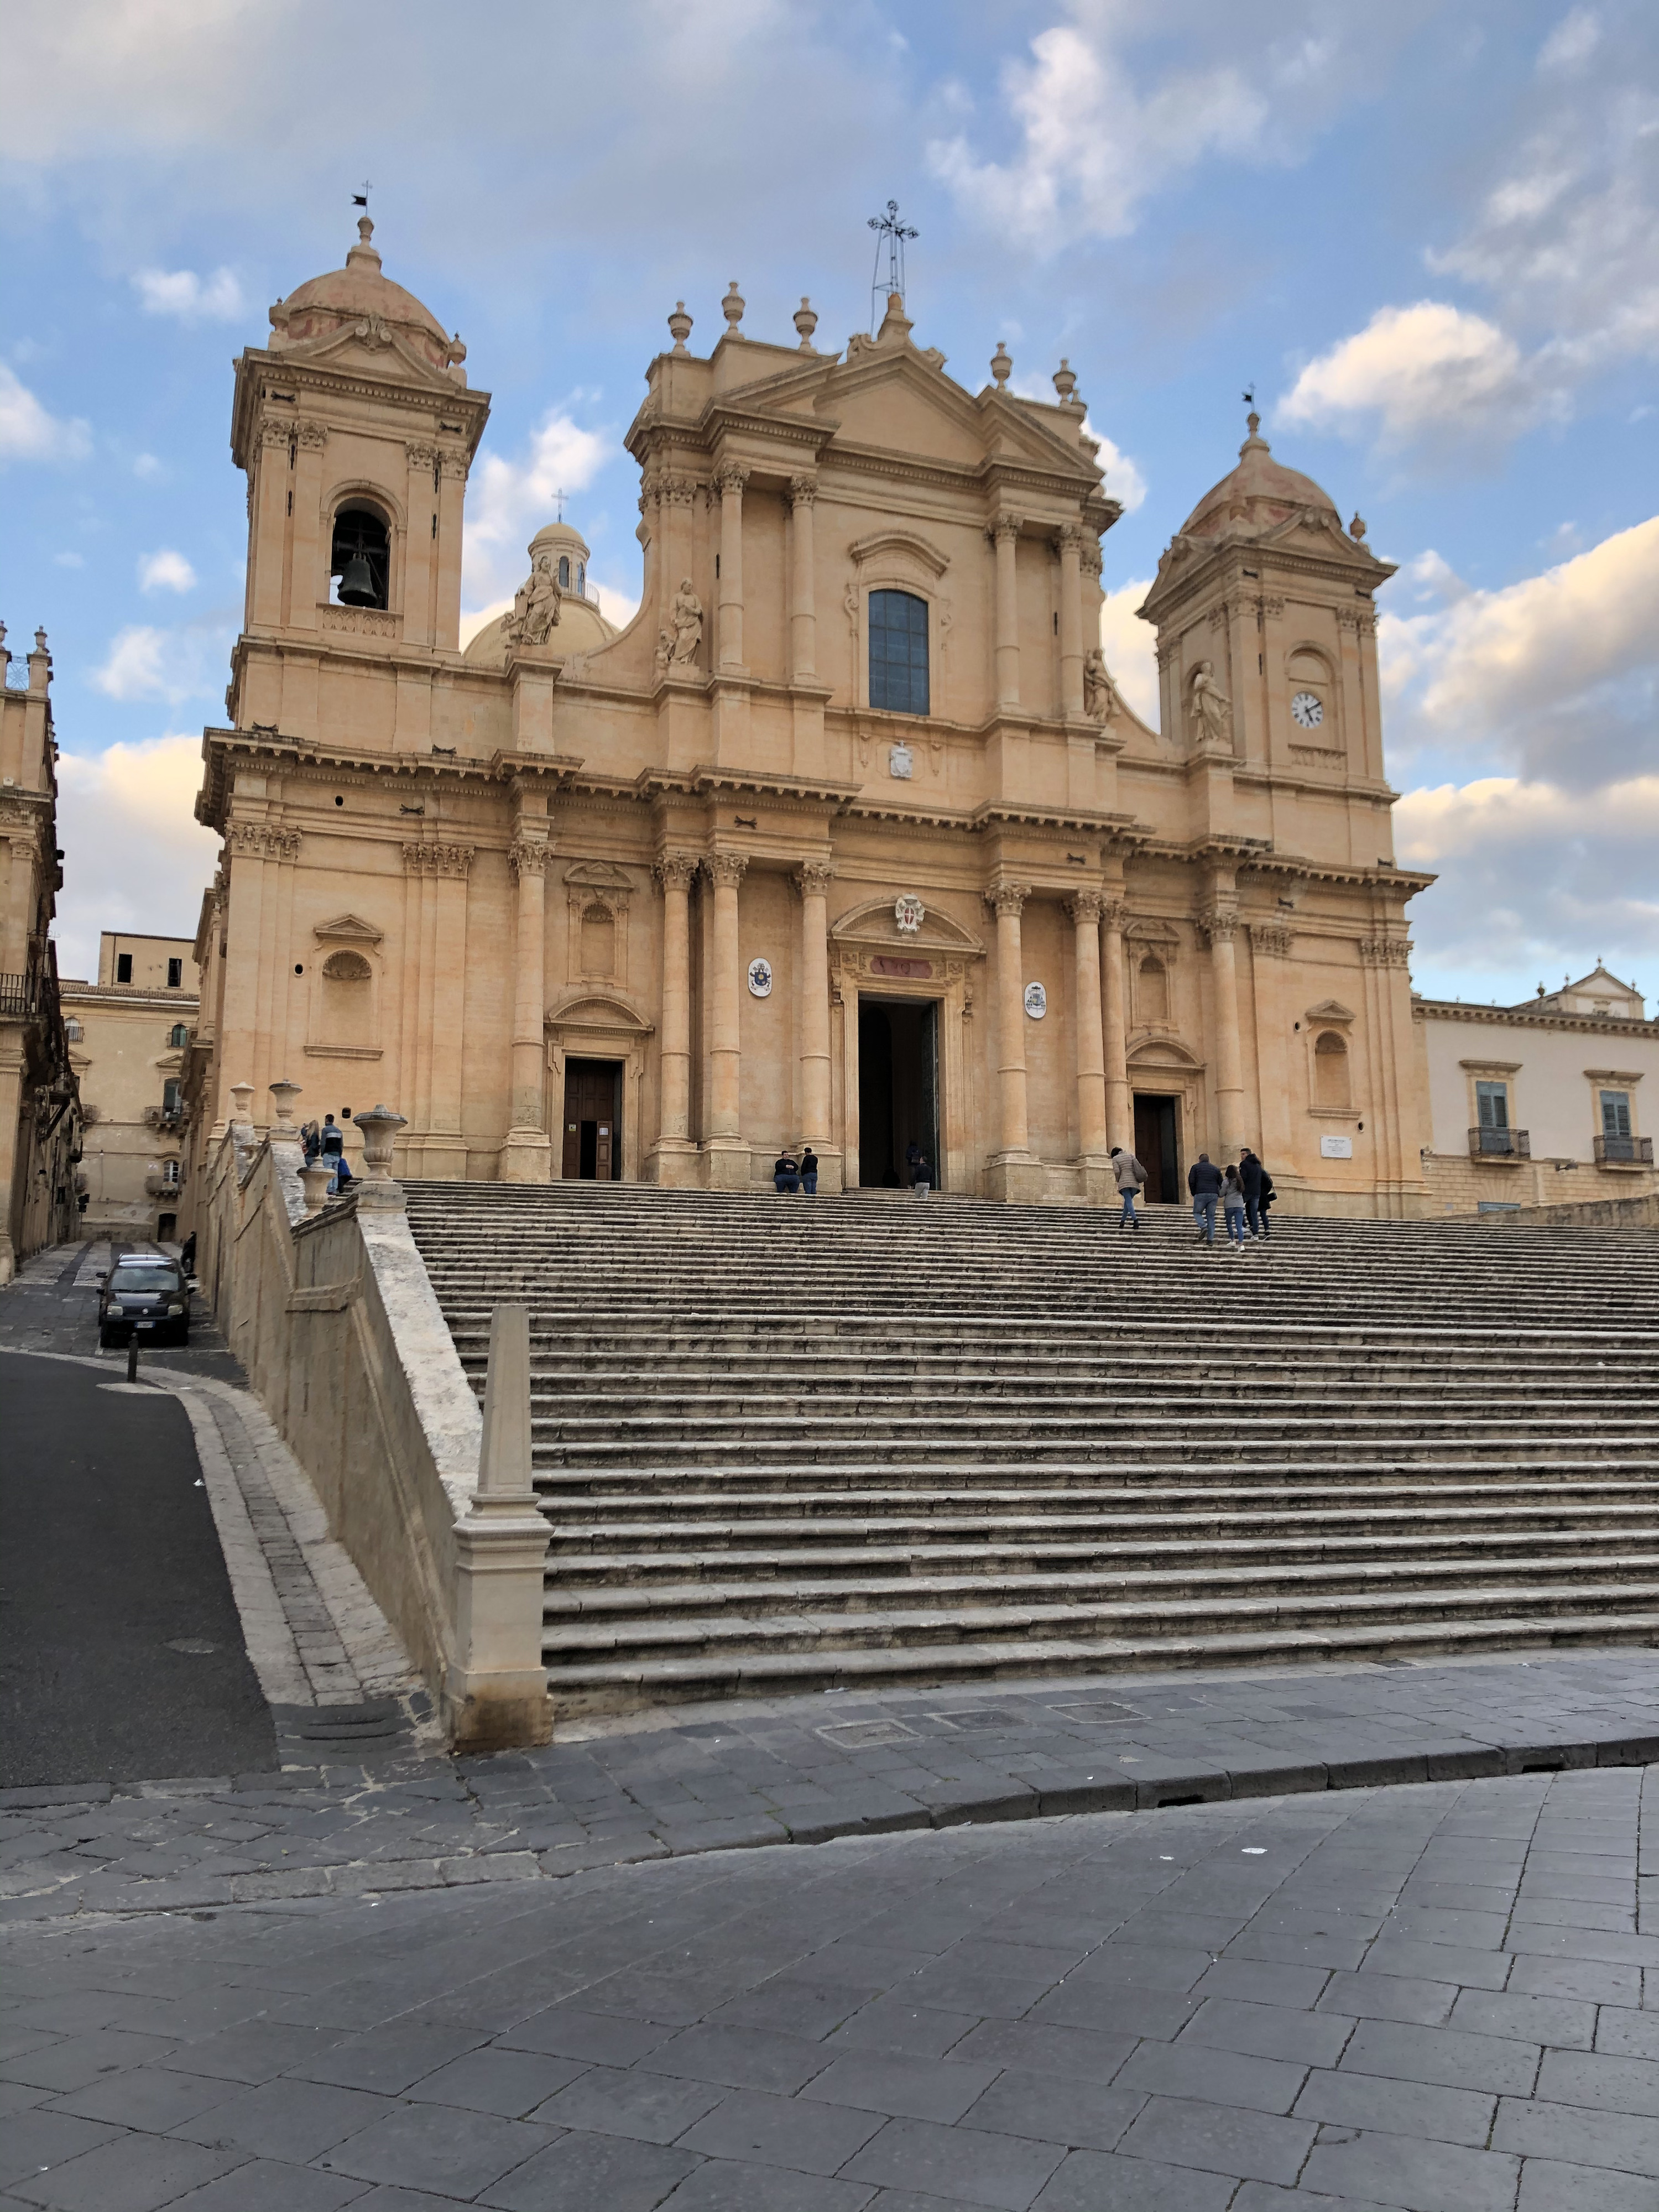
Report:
463,518,619,667
1180,414,1340,541
268,217,464,377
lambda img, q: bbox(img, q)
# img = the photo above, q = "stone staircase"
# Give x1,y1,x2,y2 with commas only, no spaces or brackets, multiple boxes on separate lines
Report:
403,1184,1659,1716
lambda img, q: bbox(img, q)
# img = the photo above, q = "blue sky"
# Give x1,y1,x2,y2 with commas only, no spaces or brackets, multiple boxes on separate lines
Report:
4,0,1656,1004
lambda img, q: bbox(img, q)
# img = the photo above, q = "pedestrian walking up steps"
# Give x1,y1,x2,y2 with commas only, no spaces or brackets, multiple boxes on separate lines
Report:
403,1184,1659,1717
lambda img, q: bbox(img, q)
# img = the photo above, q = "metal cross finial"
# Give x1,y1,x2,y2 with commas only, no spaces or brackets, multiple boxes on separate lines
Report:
554,487,566,523
867,198,919,332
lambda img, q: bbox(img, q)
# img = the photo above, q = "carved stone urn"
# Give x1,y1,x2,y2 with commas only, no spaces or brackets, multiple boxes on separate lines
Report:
356,1103,408,1180
268,1079,302,1132
228,1082,255,1128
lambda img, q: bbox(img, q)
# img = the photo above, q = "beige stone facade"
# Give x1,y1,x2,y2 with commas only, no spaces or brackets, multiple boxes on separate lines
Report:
1417,969,1659,1213
62,932,200,1242
181,224,1433,1220
0,625,79,1280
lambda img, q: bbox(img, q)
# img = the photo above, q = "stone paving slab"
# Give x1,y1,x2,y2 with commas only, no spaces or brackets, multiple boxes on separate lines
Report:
5,1765,1659,2206
8,1649,1659,1923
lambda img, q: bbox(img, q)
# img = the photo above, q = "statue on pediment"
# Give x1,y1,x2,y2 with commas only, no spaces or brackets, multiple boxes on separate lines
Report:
505,554,561,649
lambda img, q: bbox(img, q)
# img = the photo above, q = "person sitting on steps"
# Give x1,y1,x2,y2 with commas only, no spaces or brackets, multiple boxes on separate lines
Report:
1109,1144,1146,1229
1188,1152,1223,1246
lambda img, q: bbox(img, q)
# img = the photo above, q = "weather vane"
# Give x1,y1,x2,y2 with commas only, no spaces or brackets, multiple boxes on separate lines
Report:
352,179,373,211
868,199,919,332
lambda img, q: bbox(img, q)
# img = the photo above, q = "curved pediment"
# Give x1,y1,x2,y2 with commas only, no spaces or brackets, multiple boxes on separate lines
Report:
545,987,653,1035
847,529,950,579
830,895,985,958
1128,1031,1203,1068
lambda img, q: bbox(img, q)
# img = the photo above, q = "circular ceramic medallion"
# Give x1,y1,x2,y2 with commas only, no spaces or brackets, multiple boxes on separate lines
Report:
747,958,773,998
1024,981,1047,1019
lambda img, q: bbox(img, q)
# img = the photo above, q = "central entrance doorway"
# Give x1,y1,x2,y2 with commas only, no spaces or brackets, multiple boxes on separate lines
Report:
859,997,940,1188
1133,1092,1181,1202
561,1058,623,1180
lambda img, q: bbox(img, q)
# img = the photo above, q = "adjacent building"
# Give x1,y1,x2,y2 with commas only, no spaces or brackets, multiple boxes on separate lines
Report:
1417,967,1659,1211
181,220,1434,1223
61,933,200,1244
0,625,80,1280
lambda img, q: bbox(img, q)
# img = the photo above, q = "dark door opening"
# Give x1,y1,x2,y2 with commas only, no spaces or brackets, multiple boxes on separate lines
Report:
1133,1093,1180,1202
859,998,940,1189
561,1058,623,1181
156,1212,177,1243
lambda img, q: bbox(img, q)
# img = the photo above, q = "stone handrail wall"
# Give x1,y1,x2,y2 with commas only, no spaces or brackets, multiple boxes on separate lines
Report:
193,1124,550,1750
1464,1191,1659,1232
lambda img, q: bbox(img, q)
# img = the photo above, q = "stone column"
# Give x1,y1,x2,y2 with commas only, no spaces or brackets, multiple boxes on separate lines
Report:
249,418,292,630
403,441,438,648
716,462,749,672
789,474,817,681
1201,905,1246,1155
704,851,748,1182
649,852,698,1183
985,881,1041,1202
1249,922,1295,1172
1100,898,1132,1150
1066,890,1109,1181
500,835,551,1182
1057,523,1084,718
993,514,1022,709
795,862,833,1160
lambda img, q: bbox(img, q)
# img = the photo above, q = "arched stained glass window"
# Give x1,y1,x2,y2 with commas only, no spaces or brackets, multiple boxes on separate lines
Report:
869,589,929,716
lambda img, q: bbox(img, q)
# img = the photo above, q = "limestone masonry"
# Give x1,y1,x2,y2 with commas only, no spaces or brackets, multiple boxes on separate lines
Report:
181,218,1437,1221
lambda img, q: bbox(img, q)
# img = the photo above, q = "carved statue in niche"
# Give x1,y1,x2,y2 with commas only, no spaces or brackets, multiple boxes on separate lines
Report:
505,554,561,648
1188,659,1233,747
1083,646,1123,722
669,577,703,666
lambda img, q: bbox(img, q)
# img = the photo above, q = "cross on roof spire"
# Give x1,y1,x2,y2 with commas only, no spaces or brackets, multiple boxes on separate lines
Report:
867,199,919,333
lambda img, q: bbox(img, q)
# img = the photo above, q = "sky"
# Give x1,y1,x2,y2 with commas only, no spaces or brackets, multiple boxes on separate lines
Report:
3,0,1656,1007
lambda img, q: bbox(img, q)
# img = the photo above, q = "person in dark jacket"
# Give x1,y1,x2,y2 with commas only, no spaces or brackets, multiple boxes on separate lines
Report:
799,1147,820,1195
1239,1149,1267,1239
774,1151,800,1194
1187,1153,1222,1246
1256,1164,1276,1237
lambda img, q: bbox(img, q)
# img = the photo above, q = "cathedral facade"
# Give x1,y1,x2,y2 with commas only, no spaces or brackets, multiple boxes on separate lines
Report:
181,222,1432,1218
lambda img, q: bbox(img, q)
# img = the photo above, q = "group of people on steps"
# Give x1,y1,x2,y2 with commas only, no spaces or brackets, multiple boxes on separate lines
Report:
1109,1142,1275,1248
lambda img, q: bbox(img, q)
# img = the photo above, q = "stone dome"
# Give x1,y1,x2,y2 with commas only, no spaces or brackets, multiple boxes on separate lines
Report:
463,519,619,667
268,217,464,378
1180,414,1340,541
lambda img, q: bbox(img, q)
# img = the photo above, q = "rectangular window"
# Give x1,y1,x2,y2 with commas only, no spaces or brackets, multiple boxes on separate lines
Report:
868,589,930,716
1475,1080,1509,1130
1601,1089,1632,1139
116,952,133,983
167,958,183,988
161,1079,181,1118
161,1160,180,1187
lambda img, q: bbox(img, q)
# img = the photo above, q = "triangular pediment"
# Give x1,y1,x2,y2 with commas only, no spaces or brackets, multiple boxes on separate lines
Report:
280,321,456,390
314,913,384,943
1307,998,1356,1024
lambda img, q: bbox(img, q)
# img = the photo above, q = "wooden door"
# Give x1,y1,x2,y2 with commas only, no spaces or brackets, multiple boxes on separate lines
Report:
561,1060,623,1180
1133,1094,1180,1203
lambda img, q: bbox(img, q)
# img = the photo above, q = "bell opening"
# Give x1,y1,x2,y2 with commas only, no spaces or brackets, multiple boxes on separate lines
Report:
330,505,390,611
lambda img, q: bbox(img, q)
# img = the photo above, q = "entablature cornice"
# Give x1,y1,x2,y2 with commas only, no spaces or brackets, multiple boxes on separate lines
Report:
1414,998,1659,1040
231,348,489,472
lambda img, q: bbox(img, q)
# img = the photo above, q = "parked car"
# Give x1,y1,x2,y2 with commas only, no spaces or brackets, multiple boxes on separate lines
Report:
98,1255,191,1349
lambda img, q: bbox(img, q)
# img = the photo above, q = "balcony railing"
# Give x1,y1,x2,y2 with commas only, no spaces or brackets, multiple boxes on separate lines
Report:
0,972,39,1019
1595,1133,1654,1166
1469,1125,1530,1160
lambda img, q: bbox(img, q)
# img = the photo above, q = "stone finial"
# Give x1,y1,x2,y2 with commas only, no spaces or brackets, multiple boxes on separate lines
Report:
990,342,1012,390
1052,358,1078,403
33,627,48,655
722,280,745,336
1350,512,1368,540
667,300,692,354
268,1079,301,1131
793,297,819,350
356,1102,408,1179
228,1082,254,1128
300,1161,332,1215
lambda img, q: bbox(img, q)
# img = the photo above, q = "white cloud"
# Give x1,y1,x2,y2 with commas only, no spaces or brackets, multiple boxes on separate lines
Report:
92,623,229,706
461,406,611,612
137,549,196,594
53,735,221,985
1089,430,1146,515
1278,302,1543,449
0,362,91,465
133,453,164,481
1097,576,1159,723
132,267,247,322
1538,8,1601,74
53,551,86,570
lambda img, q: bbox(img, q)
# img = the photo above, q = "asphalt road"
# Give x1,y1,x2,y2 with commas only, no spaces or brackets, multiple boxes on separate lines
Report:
0,1349,276,1788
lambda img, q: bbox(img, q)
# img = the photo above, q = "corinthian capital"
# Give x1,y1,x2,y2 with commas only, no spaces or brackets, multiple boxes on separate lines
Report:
653,851,700,894
992,513,1024,545
1195,907,1239,946
1065,888,1105,926
985,880,1030,919
509,838,550,878
714,461,752,498
793,860,835,899
705,851,748,891
788,473,818,508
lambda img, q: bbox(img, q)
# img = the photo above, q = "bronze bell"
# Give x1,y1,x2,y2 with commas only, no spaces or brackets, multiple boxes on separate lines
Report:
337,552,376,606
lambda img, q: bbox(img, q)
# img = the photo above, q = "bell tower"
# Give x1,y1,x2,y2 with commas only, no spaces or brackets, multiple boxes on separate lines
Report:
227,218,491,738
1139,412,1396,808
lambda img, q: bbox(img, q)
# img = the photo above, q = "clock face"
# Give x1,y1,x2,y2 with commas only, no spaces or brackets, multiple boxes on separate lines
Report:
1291,691,1324,729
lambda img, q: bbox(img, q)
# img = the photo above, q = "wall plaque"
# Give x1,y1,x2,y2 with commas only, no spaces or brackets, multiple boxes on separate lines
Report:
747,958,773,998
1024,982,1048,1019
1320,1133,1354,1159
871,956,932,979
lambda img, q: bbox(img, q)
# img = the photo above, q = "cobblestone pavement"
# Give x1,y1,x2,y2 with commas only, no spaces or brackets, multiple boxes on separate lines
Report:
8,1651,1659,1927
6,1764,1659,2209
